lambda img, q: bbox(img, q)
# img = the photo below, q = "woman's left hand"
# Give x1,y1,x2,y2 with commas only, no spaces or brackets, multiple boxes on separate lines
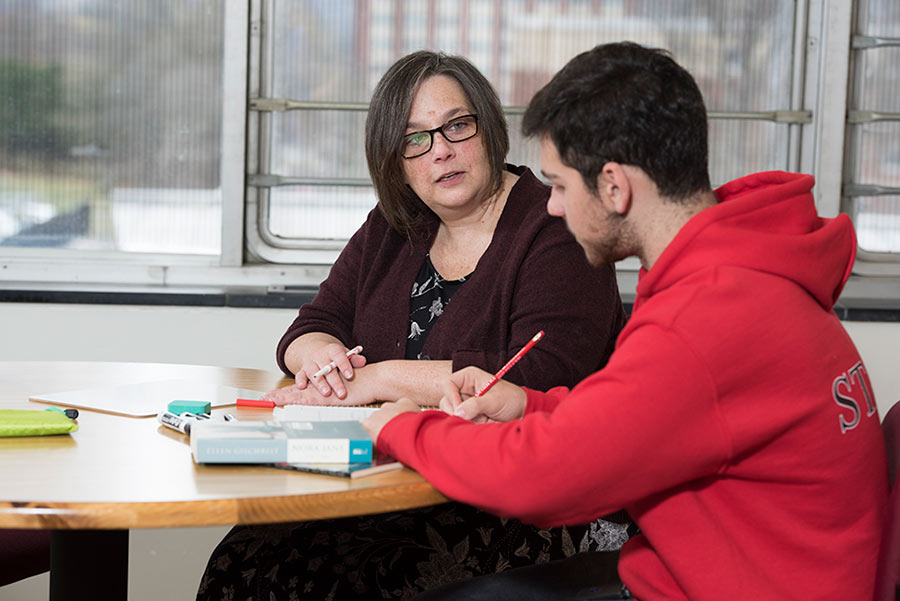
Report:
361,398,420,443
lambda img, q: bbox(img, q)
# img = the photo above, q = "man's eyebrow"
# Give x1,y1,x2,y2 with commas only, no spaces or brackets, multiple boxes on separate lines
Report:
541,170,558,181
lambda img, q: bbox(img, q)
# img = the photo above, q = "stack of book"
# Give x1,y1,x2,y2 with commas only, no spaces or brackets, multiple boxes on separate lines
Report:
190,405,402,479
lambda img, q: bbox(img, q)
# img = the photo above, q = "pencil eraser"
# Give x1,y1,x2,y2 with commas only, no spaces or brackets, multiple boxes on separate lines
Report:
168,400,211,415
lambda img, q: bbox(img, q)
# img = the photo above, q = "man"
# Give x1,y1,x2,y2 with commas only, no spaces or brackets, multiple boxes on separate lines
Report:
362,42,887,601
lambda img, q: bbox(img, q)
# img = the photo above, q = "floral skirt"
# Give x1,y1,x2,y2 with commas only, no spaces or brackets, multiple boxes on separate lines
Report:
196,502,627,601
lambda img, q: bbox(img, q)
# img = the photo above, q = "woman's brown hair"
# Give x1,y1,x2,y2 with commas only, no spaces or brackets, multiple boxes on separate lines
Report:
365,51,509,237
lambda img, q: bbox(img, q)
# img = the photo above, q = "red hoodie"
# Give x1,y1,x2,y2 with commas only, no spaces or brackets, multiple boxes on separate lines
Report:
378,171,888,601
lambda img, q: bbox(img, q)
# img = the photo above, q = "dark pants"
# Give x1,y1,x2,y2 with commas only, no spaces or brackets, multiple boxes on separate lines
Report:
412,551,629,601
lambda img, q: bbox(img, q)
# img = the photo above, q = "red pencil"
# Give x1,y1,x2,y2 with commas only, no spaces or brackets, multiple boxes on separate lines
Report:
473,330,544,397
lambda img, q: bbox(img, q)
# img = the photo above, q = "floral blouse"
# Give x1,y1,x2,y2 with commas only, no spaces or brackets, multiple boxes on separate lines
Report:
406,253,471,360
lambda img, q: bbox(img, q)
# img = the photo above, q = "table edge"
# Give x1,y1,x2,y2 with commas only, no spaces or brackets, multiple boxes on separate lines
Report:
0,483,450,530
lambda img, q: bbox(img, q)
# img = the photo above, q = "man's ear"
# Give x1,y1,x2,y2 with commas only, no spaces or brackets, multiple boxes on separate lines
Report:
596,162,632,216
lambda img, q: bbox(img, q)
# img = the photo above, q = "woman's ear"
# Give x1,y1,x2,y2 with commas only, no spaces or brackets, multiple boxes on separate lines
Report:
596,162,632,216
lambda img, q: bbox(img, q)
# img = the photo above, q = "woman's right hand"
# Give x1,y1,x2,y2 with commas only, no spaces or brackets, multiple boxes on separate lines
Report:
260,384,305,406
294,342,368,399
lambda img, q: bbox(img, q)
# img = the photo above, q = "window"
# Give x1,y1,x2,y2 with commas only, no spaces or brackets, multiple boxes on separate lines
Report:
0,0,225,256
249,0,802,262
1,0,898,304
843,0,900,273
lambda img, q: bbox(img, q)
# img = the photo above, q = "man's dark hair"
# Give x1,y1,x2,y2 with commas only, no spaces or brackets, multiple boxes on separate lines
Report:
522,41,711,201
366,51,509,237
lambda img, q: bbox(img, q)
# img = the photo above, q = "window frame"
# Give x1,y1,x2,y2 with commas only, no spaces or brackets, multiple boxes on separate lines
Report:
840,2,900,275
0,0,898,308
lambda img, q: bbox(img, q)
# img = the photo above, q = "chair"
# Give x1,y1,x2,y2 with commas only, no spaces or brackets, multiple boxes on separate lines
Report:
0,529,50,587
874,401,900,601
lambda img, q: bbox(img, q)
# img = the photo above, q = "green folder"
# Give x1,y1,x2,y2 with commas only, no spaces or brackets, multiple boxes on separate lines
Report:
0,409,78,437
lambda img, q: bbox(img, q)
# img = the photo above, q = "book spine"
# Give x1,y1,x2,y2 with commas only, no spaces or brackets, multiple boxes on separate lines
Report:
194,439,287,463
286,438,372,463
194,438,372,463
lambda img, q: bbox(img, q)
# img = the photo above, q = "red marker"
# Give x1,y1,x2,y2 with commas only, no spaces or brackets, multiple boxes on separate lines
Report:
473,330,544,397
236,398,275,408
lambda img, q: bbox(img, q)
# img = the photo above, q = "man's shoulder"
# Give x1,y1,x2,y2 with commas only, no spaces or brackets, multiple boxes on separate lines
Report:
628,264,845,358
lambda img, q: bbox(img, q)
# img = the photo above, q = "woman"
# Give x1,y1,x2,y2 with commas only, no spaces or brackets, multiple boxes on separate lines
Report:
264,51,622,408
197,51,626,601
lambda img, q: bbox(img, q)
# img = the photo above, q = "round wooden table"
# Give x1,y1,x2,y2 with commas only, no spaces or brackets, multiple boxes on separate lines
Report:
0,361,448,601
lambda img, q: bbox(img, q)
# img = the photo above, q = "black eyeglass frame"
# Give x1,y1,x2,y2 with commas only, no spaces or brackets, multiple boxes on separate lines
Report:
401,114,480,159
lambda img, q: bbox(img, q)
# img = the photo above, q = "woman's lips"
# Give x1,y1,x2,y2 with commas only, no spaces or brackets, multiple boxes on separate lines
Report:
436,171,463,184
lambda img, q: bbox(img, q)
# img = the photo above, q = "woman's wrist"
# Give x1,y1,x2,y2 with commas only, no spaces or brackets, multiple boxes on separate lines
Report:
359,359,452,405
282,337,305,377
364,360,397,403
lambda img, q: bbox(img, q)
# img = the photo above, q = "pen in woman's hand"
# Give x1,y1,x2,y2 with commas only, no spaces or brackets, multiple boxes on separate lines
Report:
312,345,363,378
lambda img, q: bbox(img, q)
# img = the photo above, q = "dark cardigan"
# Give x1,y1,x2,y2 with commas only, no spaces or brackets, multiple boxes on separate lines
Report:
276,165,625,391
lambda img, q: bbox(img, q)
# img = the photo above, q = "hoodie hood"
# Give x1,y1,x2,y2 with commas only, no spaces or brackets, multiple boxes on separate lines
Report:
634,171,856,312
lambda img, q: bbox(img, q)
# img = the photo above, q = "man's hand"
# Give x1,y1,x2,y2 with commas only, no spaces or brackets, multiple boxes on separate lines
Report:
438,366,527,423
362,398,420,443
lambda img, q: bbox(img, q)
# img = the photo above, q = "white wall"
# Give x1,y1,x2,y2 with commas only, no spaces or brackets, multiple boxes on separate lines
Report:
1,302,899,601
843,320,900,414
0,303,296,370
0,302,296,601
2,303,896,411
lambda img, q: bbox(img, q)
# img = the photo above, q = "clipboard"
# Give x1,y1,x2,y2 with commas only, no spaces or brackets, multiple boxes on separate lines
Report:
29,378,263,418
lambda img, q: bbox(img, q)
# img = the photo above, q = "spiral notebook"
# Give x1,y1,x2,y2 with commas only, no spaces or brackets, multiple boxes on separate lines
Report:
273,404,379,422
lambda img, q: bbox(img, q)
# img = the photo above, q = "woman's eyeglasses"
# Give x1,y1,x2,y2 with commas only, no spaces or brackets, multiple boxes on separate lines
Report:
401,114,479,159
